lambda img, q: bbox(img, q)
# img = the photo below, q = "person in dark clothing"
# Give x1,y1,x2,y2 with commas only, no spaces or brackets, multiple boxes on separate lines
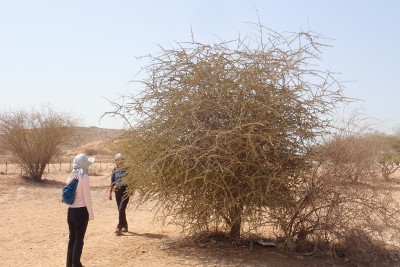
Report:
67,208,88,267
108,153,130,235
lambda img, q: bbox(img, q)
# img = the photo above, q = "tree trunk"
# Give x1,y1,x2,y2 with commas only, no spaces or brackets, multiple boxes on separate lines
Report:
228,205,242,239
26,164,45,182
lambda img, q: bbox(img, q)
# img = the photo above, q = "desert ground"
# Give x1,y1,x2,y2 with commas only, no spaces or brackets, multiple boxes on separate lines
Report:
0,162,361,267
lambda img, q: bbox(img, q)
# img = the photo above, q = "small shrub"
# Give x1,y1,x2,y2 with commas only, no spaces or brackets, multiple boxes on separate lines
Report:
0,106,76,181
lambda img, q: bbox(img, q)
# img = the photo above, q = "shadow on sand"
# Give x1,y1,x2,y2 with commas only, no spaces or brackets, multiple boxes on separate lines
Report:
116,231,167,239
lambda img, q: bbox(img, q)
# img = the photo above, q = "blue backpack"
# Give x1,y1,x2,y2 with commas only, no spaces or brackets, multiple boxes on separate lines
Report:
62,177,79,205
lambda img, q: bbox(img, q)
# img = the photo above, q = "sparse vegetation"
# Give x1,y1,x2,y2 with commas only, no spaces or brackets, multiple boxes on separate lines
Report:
111,25,348,240
0,106,76,181
105,23,400,264
267,124,400,265
376,133,400,181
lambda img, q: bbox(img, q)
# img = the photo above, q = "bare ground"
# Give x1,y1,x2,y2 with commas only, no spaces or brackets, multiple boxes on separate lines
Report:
0,171,359,267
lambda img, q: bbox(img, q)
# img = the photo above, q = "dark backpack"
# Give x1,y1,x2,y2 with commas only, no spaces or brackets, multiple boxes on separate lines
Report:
62,177,79,205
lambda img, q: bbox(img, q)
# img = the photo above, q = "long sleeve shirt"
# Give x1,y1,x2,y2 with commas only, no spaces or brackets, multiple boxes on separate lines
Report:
110,166,126,188
66,173,94,220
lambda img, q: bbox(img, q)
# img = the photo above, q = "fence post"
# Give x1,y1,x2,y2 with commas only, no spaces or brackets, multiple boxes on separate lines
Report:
2,159,115,175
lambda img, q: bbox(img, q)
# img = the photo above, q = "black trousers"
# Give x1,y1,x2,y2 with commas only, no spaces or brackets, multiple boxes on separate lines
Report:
115,186,129,229
67,207,89,267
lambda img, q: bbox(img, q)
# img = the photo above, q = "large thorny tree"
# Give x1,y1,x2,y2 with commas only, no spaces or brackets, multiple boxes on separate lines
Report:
0,107,76,181
115,28,346,238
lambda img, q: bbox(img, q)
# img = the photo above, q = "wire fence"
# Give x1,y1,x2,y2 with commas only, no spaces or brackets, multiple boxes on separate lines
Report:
0,161,115,175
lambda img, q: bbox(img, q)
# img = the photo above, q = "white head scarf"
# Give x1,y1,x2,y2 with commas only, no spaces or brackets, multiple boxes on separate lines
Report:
71,153,94,178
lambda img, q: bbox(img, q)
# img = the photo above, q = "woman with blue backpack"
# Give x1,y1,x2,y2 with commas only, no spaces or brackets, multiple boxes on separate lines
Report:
65,153,95,267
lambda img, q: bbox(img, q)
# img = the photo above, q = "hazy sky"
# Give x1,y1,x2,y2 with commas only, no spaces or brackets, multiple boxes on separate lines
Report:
1,1,399,131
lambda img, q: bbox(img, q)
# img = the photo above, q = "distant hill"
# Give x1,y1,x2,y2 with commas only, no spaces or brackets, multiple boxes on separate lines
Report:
63,127,125,157
68,126,124,148
0,126,125,161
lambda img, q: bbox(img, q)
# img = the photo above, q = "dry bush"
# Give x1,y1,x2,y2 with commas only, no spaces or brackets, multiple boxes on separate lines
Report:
267,128,400,264
378,152,400,181
318,133,380,183
316,128,400,182
111,25,348,239
0,106,76,181
339,228,400,265
375,133,400,181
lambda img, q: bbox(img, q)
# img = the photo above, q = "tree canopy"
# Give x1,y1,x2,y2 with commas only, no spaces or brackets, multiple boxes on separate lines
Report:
0,106,76,181
114,27,347,238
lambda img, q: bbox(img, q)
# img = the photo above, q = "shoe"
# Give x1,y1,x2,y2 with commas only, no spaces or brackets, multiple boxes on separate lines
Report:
115,227,122,235
122,226,128,232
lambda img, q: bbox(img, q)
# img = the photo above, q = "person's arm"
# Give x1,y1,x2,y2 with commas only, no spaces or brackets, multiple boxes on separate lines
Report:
109,184,114,200
109,171,115,200
81,174,94,220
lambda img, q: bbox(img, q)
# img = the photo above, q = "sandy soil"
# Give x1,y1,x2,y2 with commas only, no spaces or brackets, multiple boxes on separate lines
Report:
0,170,357,267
